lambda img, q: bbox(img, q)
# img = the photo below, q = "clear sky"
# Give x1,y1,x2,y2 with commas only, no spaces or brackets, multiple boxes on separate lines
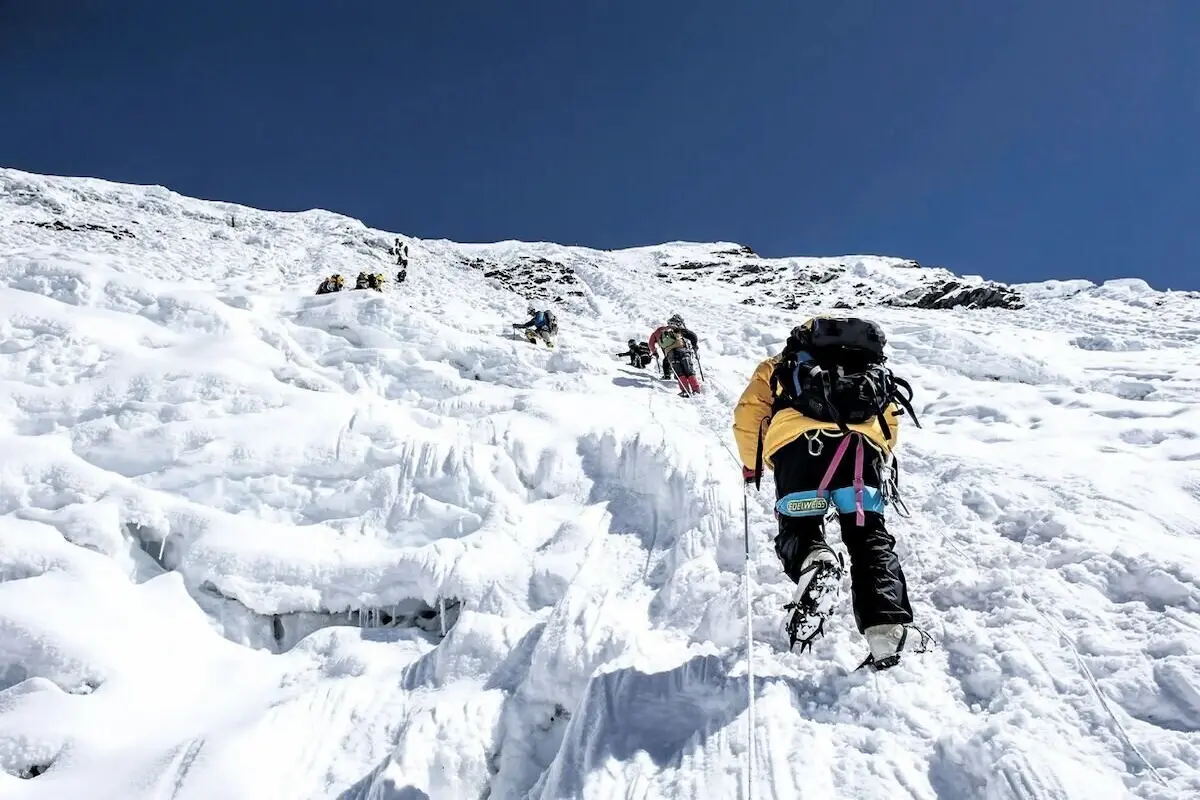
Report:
3,1,1197,289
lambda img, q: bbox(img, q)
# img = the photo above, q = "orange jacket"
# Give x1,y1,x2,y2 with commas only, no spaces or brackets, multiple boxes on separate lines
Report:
732,355,901,470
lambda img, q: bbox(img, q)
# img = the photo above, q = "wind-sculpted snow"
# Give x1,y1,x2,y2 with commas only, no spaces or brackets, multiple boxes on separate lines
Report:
2,167,1200,798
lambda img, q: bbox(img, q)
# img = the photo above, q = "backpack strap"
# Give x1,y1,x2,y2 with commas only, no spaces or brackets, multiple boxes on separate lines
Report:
890,376,921,428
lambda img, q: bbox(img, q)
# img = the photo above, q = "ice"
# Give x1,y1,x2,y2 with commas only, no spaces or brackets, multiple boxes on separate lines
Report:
2,166,1200,798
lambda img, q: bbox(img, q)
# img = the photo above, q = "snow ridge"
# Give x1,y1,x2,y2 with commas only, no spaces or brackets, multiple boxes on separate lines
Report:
1,167,1199,799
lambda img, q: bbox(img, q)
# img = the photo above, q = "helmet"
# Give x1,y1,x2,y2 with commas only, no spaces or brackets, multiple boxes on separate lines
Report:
628,339,637,347
527,305,537,315
668,314,684,327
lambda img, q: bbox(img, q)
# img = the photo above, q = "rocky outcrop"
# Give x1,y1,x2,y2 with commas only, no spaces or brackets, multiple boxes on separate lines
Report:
22,219,136,240
463,255,585,302
888,279,1024,311
714,244,757,257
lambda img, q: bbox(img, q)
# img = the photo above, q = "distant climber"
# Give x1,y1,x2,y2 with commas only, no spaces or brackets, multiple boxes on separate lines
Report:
316,274,345,294
354,272,386,292
615,339,652,368
396,267,407,284
394,238,409,267
732,316,927,670
650,314,701,395
513,305,557,348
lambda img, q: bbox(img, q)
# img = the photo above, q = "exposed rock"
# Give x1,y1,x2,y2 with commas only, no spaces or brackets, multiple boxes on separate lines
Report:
714,244,757,257
23,219,136,240
888,279,1024,311
778,294,801,311
666,260,724,272
463,255,584,301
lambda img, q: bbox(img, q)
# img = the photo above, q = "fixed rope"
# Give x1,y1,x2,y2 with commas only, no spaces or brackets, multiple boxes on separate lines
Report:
649,366,757,797
692,381,758,799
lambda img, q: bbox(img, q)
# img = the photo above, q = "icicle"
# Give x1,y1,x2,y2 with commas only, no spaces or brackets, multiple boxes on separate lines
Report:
158,536,167,562
439,597,447,638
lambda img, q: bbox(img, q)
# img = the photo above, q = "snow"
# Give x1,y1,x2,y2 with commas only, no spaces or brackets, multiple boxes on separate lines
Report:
1,165,1199,799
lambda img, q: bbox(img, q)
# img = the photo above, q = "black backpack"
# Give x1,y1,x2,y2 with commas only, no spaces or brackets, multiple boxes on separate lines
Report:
769,317,920,440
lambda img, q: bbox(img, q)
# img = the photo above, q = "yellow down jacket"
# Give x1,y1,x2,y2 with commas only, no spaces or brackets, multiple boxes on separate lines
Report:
732,355,902,470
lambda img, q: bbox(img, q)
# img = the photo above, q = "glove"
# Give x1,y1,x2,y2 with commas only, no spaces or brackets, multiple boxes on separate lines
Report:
512,323,521,328
742,466,757,484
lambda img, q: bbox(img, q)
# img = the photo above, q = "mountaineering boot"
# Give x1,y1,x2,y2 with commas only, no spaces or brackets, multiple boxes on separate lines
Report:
857,623,933,671
784,545,844,652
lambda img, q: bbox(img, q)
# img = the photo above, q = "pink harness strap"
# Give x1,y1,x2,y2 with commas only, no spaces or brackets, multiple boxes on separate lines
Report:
815,432,867,525
817,434,853,493
853,434,866,525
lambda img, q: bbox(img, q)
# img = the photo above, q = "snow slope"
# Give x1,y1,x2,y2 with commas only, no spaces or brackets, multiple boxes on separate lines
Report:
2,166,1200,799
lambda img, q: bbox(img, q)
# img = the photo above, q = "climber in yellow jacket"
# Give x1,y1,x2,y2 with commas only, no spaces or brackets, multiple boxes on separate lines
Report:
731,316,928,671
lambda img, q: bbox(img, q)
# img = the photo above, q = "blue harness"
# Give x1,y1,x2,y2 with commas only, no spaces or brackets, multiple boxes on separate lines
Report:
774,432,884,523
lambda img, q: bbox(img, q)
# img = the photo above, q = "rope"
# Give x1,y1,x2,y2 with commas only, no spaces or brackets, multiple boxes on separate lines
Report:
647,359,757,797
742,481,757,799
683,376,757,798
936,532,1168,787
1027,596,1169,787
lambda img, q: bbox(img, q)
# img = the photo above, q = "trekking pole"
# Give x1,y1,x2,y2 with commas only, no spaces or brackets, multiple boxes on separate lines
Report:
743,479,757,798
696,351,706,382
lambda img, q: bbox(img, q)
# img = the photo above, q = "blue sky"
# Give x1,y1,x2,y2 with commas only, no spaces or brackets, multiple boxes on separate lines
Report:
3,1,1197,289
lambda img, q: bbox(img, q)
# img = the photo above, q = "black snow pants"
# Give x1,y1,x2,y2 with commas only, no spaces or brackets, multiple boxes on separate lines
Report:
771,434,913,633
666,347,696,378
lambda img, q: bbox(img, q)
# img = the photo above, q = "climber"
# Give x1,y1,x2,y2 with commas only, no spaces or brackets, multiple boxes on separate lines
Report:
649,314,701,395
367,272,386,292
513,305,558,348
649,314,698,382
394,238,409,267
316,274,345,295
396,267,407,284
732,316,927,670
615,339,652,368
354,272,370,290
